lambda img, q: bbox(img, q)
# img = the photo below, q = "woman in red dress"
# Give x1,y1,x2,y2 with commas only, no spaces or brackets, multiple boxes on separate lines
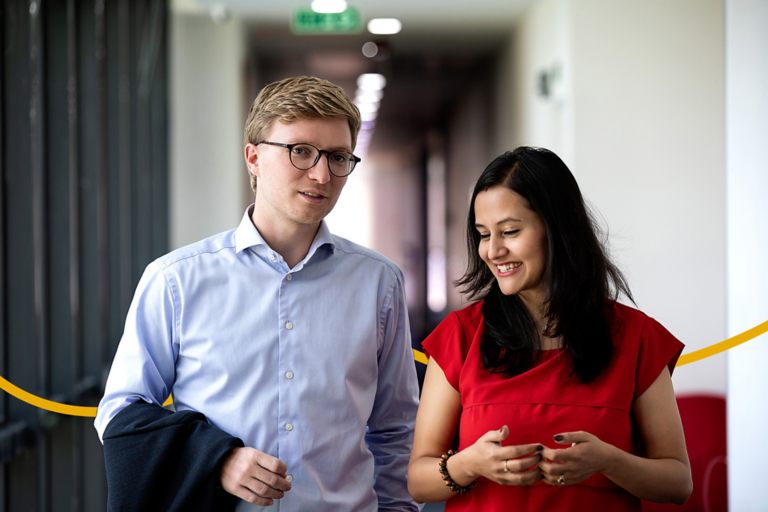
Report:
407,147,692,511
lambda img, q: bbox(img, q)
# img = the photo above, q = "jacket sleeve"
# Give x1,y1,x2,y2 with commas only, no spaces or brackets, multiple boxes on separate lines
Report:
102,401,244,512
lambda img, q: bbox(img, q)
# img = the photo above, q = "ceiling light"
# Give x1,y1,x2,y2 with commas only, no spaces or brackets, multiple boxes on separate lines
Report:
361,41,379,59
367,18,402,35
311,0,347,14
360,110,378,122
355,89,383,104
357,73,386,91
355,102,379,115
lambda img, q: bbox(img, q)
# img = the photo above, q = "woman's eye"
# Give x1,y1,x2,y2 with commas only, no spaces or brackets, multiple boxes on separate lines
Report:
478,233,490,241
503,230,519,237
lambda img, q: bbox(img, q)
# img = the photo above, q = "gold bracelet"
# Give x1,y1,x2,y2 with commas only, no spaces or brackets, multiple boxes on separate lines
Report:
438,450,475,494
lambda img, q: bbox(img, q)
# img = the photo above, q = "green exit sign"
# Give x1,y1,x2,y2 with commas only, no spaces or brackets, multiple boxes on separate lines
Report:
292,7,362,34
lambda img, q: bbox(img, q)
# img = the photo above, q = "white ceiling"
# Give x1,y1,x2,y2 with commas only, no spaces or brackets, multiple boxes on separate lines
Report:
172,0,535,152
179,0,533,32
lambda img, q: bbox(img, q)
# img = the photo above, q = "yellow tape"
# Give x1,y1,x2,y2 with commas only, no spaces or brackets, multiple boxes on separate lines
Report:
2,321,766,417
676,320,768,366
0,376,98,417
413,348,428,365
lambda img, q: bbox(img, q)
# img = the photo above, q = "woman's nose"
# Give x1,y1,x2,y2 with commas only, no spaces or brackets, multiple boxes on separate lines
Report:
487,237,507,259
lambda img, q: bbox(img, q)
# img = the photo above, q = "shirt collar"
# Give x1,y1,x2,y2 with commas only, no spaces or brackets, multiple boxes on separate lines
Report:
234,205,336,257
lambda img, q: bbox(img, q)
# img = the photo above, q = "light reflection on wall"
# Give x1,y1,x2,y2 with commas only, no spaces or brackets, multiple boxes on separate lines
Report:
326,161,373,248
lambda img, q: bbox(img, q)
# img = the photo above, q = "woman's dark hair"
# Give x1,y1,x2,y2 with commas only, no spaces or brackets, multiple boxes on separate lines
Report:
455,147,633,382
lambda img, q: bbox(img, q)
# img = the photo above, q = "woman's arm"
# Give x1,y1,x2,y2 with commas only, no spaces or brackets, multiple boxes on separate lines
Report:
407,359,542,503
539,367,692,504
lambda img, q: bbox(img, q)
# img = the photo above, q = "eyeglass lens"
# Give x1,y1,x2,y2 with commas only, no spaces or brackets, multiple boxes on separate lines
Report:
289,144,356,176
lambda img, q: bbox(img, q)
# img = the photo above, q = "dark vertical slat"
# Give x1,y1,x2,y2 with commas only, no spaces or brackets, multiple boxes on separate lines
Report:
133,0,150,275
116,0,131,336
66,0,81,394
106,0,122,354
28,0,49,510
66,2,82,510
149,1,168,255
43,0,75,508
95,0,109,380
5,0,37,507
0,2,6,503
0,0,7,433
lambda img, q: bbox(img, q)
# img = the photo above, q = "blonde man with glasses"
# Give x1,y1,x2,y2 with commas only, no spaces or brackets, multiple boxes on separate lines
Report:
96,76,419,511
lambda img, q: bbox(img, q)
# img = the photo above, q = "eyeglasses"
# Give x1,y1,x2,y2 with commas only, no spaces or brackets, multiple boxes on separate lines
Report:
256,141,361,177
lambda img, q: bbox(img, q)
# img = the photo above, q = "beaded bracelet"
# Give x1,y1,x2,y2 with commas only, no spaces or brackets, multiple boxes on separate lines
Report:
438,450,475,494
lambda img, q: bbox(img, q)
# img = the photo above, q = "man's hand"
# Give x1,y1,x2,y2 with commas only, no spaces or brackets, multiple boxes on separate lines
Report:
220,447,292,506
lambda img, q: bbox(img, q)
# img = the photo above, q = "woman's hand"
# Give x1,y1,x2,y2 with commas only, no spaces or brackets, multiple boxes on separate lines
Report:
538,431,617,486
453,425,543,486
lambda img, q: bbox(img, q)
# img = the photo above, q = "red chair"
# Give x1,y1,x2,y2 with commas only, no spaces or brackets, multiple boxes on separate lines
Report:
642,394,727,512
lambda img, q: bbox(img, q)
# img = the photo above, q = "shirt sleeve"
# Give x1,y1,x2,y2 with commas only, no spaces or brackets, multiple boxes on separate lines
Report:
94,260,179,441
634,315,685,399
421,311,468,391
365,269,420,512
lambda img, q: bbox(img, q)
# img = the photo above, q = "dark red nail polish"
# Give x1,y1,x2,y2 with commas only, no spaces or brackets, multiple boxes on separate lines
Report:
553,435,564,442
536,445,544,451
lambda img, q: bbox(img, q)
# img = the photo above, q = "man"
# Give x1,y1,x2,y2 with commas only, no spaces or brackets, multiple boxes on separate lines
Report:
95,76,420,511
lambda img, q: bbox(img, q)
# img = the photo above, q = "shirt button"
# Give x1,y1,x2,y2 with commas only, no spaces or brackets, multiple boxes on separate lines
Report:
286,274,292,281
285,423,294,431
285,321,294,330
285,370,294,380
286,474,294,483
269,253,277,261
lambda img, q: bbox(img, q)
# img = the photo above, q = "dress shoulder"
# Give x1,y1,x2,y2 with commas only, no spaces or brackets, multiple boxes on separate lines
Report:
609,302,685,398
421,301,483,390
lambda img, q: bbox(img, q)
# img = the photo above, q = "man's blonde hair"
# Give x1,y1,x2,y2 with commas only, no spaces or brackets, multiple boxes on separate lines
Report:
244,76,361,193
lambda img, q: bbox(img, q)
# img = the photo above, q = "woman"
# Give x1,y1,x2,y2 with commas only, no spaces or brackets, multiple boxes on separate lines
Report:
407,147,692,510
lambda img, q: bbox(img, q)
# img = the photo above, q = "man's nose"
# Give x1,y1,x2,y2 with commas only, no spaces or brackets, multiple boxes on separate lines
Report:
306,155,331,184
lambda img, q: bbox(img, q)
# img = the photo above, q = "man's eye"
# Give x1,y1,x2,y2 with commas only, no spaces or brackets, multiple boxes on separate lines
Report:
331,153,350,163
292,145,312,156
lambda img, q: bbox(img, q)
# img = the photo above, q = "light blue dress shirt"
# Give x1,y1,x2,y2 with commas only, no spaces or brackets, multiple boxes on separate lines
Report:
95,207,420,511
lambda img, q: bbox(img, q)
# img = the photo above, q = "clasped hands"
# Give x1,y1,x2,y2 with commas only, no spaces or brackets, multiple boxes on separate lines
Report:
457,425,613,487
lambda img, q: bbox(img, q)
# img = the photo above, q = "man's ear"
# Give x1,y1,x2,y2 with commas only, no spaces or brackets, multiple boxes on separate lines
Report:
244,143,259,178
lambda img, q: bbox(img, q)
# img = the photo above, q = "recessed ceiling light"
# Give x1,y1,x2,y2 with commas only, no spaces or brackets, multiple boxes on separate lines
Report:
311,0,347,14
367,18,402,35
356,89,383,104
361,41,379,59
357,73,387,91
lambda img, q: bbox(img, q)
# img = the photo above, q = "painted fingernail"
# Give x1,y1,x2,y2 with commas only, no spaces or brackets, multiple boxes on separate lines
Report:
536,445,544,451
553,435,564,442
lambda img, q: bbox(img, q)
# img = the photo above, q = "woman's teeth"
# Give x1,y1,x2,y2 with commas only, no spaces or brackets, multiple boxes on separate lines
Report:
497,263,521,272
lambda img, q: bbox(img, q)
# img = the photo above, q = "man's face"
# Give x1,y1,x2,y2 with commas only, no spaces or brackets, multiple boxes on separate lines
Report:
246,117,352,230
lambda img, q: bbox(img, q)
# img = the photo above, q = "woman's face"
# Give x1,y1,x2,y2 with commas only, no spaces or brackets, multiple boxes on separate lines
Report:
474,185,550,307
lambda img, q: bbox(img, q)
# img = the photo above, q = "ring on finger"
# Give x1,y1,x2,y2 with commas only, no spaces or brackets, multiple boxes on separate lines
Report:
557,474,566,485
503,459,510,473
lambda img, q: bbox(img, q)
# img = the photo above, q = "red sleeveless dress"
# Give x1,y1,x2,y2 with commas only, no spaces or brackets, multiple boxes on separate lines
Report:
422,301,684,511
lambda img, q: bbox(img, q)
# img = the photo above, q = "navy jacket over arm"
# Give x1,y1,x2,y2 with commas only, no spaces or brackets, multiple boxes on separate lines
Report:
102,401,244,512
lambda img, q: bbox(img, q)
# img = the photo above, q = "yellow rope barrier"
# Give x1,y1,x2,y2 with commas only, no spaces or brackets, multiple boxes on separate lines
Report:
2,320,766,417
676,320,768,366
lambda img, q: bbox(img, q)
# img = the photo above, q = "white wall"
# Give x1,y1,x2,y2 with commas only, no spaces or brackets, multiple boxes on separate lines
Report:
726,0,768,508
170,12,247,248
500,0,726,394
497,0,571,160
